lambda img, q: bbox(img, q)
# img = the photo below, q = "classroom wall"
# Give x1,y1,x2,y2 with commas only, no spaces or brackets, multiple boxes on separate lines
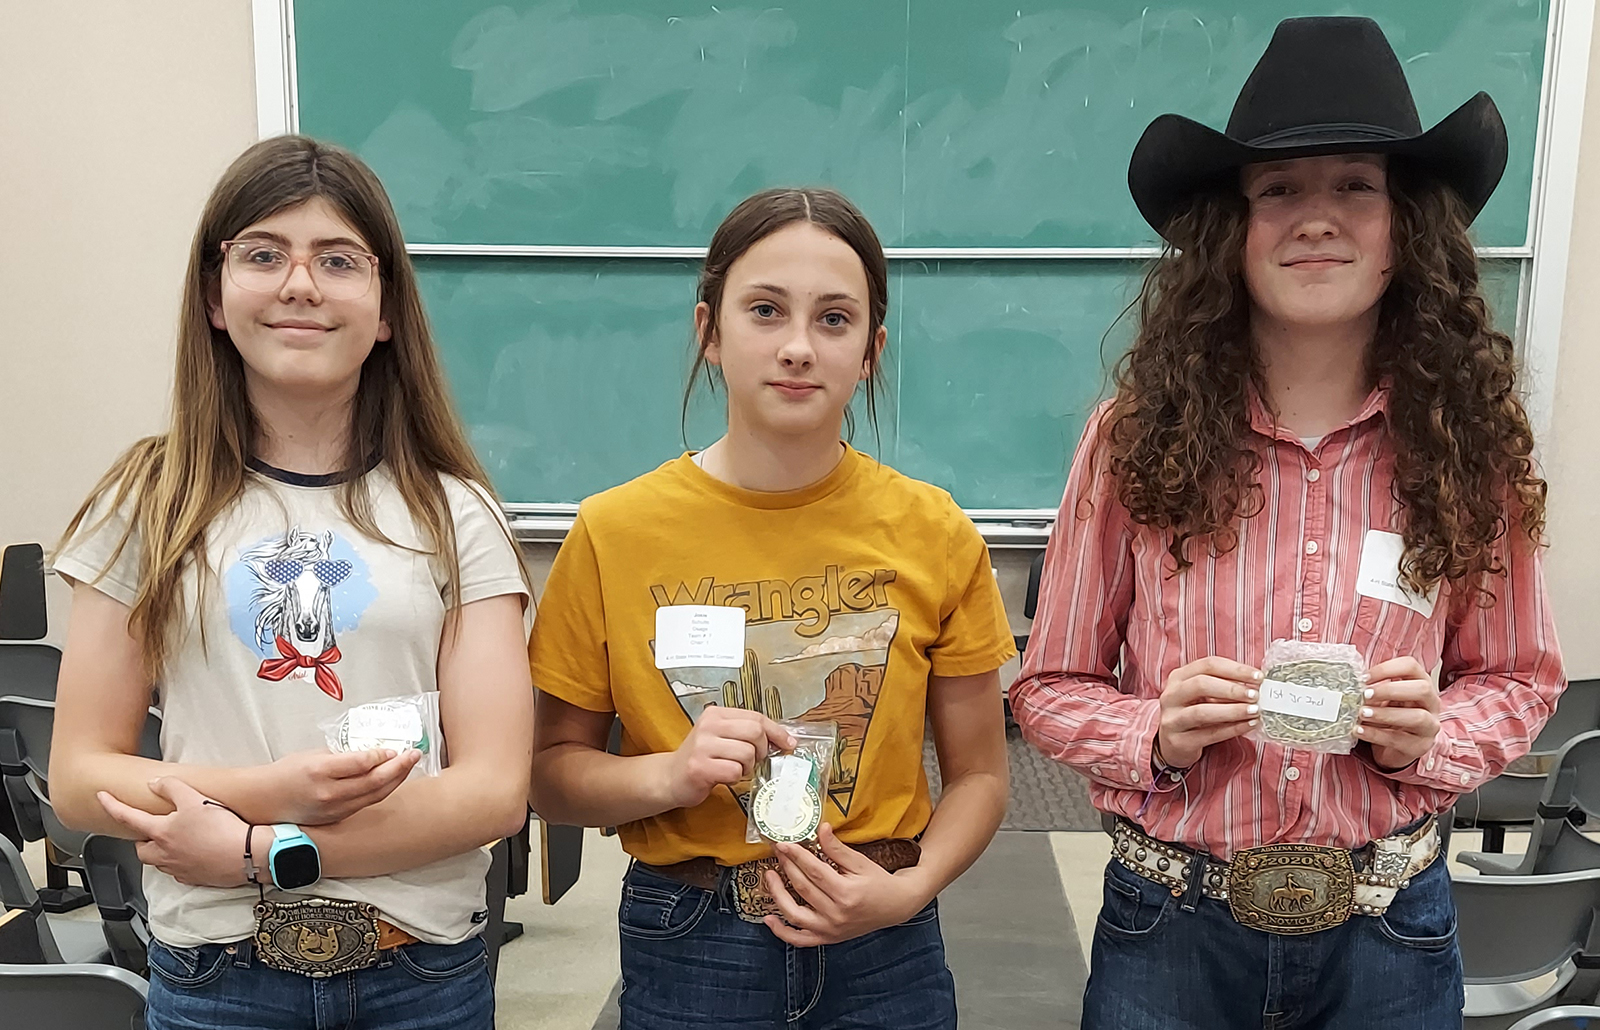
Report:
1,0,1597,677
0,1,259,637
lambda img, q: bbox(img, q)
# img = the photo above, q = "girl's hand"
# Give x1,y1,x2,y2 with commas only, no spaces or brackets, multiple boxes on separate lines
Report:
98,777,259,888
1357,657,1442,770
665,707,796,810
265,748,420,825
1155,656,1263,769
762,823,931,946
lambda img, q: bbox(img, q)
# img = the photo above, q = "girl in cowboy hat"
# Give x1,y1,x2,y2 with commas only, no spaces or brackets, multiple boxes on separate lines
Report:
1012,17,1563,1029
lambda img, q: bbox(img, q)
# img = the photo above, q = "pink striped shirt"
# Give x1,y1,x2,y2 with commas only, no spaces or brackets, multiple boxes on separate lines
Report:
1010,386,1565,859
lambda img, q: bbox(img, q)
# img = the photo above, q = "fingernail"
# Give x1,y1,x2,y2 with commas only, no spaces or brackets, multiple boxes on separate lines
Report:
1247,705,1259,715
1355,725,1366,735
1246,689,1258,701
1253,671,1264,681
147,779,160,791
1364,688,1375,699
1248,719,1259,726
1362,707,1375,718
384,749,397,759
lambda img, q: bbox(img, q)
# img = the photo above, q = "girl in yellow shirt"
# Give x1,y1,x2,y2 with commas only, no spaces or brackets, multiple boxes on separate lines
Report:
529,187,1015,1029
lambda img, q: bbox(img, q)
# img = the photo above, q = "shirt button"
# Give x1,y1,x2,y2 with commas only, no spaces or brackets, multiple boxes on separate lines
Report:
1090,765,1103,777
1305,540,1319,555
1307,468,1321,482
1425,757,1435,771
1297,617,1314,633
1460,772,1471,786
1131,769,1141,783
1285,767,1301,781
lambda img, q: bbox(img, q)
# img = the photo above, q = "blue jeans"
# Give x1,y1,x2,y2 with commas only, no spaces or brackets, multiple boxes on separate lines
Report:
1083,850,1464,1029
617,861,957,1029
144,934,492,1030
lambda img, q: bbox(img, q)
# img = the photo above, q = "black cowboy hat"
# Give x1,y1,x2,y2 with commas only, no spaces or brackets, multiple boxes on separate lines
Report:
1128,16,1508,241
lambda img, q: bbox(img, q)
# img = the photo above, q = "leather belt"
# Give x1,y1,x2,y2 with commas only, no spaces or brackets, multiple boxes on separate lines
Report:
640,838,922,924
1112,816,1440,935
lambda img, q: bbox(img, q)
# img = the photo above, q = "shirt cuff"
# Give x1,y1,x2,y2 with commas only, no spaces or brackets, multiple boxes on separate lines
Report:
1083,700,1176,792
1359,728,1484,792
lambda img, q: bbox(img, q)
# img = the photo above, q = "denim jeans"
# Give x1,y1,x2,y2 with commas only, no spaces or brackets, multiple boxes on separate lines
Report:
144,934,492,1030
617,861,957,1029
1082,850,1464,1029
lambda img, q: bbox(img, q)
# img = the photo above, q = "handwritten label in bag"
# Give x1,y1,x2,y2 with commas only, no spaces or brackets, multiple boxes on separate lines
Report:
1259,680,1343,723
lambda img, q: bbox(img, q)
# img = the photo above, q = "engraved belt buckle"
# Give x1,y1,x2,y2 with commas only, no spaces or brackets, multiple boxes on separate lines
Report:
254,898,382,977
729,843,835,925
1226,844,1355,936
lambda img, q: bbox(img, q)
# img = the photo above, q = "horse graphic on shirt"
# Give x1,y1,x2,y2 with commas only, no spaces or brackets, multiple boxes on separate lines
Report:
242,528,351,700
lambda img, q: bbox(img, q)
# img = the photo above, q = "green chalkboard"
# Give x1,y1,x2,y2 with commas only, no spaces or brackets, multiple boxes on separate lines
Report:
421,257,1521,509
292,1,1543,508
296,0,1547,248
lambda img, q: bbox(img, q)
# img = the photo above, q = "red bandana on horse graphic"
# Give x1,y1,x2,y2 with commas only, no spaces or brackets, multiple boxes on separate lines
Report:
257,635,344,700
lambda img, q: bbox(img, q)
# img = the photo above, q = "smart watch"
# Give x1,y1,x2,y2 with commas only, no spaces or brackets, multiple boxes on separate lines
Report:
267,824,321,891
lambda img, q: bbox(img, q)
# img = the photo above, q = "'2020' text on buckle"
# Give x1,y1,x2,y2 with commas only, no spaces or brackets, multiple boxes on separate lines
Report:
254,897,382,977
1226,844,1355,935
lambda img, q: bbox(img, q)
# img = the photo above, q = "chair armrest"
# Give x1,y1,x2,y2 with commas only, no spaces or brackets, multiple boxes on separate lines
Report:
1507,1005,1600,1030
1457,850,1526,875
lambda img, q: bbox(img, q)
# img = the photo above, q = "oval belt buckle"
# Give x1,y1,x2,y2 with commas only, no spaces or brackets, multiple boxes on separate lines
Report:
1226,844,1355,936
254,898,382,977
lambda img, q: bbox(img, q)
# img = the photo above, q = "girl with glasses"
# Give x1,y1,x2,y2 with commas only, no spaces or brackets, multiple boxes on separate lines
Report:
49,135,533,1030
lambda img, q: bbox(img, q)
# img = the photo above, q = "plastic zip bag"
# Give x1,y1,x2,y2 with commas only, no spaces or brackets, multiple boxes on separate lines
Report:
320,693,445,777
746,720,838,845
1253,640,1365,754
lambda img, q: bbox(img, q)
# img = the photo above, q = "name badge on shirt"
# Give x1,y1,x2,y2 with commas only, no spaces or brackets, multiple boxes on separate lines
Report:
1354,530,1438,619
654,605,746,669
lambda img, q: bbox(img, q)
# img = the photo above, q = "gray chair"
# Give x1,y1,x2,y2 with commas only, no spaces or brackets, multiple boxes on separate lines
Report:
1460,732,1600,876
0,543,49,642
81,835,149,975
1456,679,1600,852
0,696,161,915
0,833,111,965
0,962,147,1029
1456,866,1600,1029
1507,1008,1600,1029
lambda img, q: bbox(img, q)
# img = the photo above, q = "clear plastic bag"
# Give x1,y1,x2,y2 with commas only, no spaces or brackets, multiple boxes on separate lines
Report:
320,693,444,777
746,720,838,845
1253,640,1365,754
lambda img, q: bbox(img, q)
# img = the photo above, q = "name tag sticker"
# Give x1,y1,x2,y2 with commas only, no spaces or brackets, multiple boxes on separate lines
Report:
654,605,746,669
1259,679,1343,723
1354,530,1438,618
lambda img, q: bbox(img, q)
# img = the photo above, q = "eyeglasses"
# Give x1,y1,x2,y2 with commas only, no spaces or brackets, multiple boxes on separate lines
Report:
220,240,380,300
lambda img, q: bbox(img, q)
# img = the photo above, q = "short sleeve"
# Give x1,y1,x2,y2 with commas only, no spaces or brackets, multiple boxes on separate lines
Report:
527,508,614,713
51,487,142,607
926,503,1017,678
444,478,530,609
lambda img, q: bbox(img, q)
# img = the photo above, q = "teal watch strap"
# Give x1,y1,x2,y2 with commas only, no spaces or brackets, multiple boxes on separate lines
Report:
267,823,321,891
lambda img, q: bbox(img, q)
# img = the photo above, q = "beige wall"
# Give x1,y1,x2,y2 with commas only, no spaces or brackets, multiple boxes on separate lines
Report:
0,1,257,635
1,1,1596,677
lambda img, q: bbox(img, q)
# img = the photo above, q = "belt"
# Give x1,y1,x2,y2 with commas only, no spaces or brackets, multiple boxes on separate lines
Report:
640,838,922,924
253,898,420,977
1112,816,1440,936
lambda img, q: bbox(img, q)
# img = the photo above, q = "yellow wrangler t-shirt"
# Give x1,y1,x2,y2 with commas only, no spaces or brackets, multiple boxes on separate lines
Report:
529,446,1015,866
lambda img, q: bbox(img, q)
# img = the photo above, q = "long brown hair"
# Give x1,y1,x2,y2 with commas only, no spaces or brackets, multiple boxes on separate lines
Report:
684,187,890,441
1102,163,1546,608
58,135,526,676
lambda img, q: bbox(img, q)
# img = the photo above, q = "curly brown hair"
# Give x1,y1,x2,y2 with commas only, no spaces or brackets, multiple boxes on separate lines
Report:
1102,163,1546,609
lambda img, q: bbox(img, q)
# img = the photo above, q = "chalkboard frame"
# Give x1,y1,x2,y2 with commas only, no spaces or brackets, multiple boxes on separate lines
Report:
250,0,1591,542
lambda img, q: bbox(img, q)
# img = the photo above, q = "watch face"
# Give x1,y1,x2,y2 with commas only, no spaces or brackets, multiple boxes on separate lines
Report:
273,843,320,891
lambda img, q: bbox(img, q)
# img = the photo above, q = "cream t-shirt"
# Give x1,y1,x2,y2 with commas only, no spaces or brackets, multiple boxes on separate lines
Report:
53,463,528,948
